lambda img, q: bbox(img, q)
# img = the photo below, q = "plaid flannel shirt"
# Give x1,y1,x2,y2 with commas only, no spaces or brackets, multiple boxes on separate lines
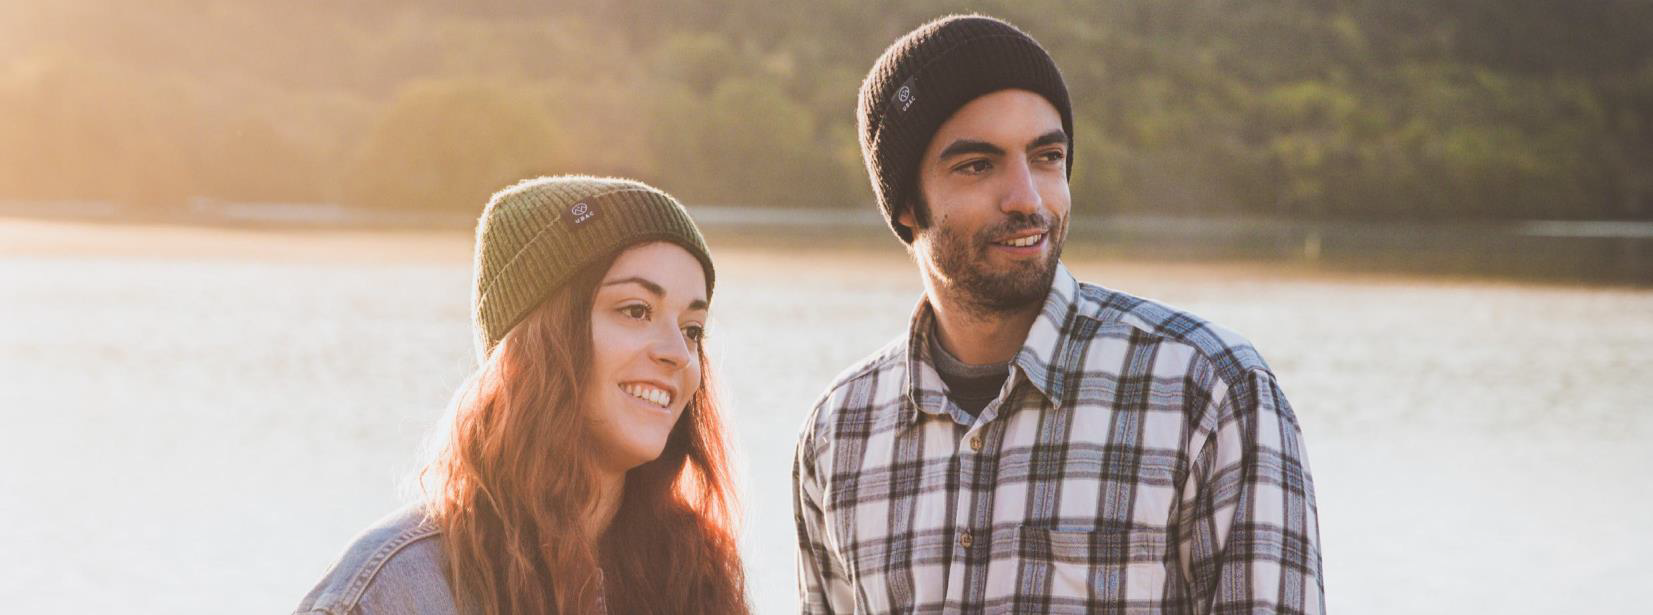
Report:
794,263,1323,614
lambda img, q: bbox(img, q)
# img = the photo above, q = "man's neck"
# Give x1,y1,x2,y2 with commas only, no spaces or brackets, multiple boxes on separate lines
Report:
927,291,1041,365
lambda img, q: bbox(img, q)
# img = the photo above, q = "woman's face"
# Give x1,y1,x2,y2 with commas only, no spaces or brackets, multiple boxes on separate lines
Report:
585,241,709,474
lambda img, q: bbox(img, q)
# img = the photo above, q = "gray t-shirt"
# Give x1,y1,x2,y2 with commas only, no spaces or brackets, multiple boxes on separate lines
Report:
928,329,1010,420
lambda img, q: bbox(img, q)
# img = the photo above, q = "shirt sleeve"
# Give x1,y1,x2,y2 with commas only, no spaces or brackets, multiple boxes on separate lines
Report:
1180,369,1325,614
794,419,853,614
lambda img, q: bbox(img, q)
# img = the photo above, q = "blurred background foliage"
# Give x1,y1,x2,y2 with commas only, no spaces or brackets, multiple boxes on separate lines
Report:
0,0,1648,219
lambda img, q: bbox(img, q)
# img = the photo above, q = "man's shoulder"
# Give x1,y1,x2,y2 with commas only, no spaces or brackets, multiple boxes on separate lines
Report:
1074,280,1272,383
798,335,909,444
815,334,909,406
294,505,455,615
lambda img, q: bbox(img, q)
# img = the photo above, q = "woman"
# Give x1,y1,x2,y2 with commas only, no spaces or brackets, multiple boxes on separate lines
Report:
295,176,748,615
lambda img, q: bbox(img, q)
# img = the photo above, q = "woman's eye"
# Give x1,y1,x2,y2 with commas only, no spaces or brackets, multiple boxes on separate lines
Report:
620,304,651,321
683,325,706,344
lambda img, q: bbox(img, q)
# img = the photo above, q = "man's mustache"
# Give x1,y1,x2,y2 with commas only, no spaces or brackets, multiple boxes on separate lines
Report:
980,212,1055,241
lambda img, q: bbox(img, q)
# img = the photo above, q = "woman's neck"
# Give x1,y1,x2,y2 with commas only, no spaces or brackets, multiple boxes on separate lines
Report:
586,468,625,541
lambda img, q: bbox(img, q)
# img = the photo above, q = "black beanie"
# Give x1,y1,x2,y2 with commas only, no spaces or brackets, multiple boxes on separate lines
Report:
857,14,1074,243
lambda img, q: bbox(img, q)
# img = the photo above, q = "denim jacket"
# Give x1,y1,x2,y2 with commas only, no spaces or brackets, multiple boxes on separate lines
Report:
294,505,468,615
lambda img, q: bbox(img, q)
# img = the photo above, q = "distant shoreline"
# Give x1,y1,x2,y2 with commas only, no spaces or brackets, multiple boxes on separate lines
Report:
4,198,1652,238
3,200,1648,286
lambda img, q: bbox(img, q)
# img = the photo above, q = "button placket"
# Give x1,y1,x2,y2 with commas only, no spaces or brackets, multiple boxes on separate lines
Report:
949,413,1007,608
941,425,973,609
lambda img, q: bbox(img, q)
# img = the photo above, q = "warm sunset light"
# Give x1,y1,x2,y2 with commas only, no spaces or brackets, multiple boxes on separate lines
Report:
1,3,1648,614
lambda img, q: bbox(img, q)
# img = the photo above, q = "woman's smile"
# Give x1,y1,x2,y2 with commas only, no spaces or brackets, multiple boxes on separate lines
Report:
618,381,676,411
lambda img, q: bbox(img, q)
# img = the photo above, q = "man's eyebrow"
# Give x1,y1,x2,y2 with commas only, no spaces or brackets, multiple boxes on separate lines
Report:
1027,129,1069,152
602,276,709,311
938,131,1068,162
937,139,1006,161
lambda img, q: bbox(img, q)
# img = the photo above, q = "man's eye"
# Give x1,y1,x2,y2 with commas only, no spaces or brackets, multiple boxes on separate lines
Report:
955,159,992,175
1038,149,1066,163
620,304,651,320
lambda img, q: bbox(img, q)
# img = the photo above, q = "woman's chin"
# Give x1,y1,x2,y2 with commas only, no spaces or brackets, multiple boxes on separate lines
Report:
603,441,670,474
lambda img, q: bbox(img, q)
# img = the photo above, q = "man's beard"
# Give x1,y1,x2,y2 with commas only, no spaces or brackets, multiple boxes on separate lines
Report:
923,210,1066,315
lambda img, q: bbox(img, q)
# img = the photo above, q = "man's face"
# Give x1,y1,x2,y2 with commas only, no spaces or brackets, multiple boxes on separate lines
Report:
900,88,1071,314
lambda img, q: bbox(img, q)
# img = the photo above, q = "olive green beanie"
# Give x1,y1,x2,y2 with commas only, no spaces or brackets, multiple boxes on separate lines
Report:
471,175,714,360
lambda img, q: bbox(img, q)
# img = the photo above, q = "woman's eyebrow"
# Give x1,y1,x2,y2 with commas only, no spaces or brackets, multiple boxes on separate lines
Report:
603,276,664,296
602,276,708,311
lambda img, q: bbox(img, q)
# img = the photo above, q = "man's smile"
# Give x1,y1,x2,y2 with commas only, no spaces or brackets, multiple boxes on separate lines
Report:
991,231,1045,249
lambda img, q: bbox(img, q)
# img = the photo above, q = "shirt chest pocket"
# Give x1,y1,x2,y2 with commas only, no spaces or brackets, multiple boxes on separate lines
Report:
986,525,1170,613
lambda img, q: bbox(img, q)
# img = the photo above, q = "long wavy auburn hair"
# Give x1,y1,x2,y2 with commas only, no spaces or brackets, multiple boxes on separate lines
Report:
422,255,748,615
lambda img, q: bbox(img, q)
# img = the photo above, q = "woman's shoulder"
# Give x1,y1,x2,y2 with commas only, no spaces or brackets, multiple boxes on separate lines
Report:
293,504,459,615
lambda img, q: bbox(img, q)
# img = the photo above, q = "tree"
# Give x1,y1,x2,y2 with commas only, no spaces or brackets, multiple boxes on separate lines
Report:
344,79,571,212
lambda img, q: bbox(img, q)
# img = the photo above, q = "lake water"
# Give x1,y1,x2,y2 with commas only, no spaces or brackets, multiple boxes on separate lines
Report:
1,220,1649,613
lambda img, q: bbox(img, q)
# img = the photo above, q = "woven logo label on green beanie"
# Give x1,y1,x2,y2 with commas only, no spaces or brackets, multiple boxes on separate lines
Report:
569,200,598,226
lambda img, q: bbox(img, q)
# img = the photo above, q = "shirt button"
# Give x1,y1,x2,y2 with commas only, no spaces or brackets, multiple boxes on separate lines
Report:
969,436,983,452
959,529,974,549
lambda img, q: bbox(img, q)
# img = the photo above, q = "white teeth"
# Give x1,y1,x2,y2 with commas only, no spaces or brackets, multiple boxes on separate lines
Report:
999,233,1043,248
622,384,671,408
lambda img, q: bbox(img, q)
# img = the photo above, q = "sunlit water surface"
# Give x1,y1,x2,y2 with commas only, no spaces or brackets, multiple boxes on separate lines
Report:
1,225,1649,614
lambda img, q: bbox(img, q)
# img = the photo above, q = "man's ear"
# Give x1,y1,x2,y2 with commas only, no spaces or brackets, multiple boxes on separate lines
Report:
897,207,916,230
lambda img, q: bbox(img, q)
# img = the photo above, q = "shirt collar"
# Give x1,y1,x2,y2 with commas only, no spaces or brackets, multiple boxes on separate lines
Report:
902,262,1092,423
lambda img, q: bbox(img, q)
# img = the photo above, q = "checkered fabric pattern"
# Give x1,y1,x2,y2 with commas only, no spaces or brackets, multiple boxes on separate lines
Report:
794,263,1324,614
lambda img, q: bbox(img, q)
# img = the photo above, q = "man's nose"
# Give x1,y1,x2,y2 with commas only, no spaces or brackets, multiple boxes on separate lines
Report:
1000,158,1041,216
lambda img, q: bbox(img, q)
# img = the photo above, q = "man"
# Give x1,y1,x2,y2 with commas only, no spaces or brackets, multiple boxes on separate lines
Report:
793,15,1324,614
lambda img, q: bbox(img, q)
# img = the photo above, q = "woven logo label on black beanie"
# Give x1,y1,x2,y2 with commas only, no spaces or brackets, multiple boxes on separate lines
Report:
891,76,918,113
568,201,598,227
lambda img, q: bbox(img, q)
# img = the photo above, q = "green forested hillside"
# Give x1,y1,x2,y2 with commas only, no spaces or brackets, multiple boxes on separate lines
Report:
2,0,1648,220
